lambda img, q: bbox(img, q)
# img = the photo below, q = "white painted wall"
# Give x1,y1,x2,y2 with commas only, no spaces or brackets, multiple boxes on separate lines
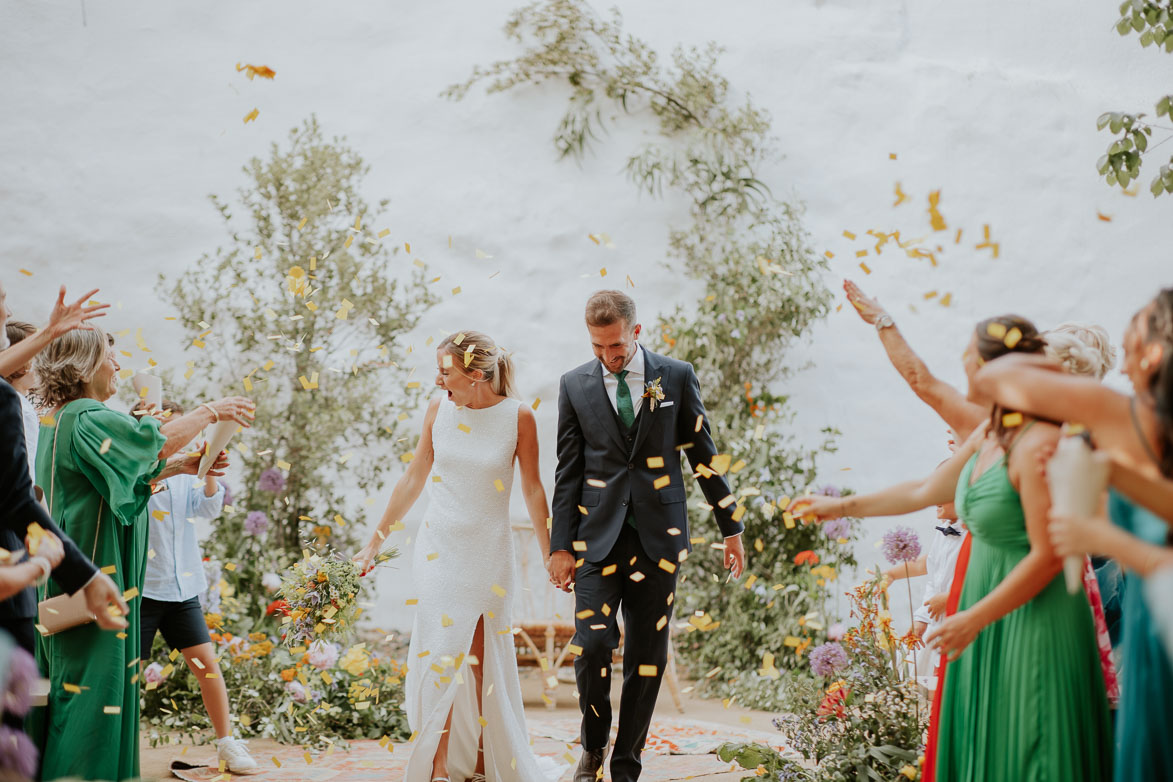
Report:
2,0,1168,633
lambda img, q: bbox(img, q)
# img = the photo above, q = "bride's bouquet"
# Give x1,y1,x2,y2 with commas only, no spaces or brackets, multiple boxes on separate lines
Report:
278,548,398,646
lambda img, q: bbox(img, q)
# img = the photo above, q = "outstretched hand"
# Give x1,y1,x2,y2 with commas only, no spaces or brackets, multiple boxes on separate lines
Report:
786,495,842,523
843,280,886,326
547,550,575,592
47,287,110,338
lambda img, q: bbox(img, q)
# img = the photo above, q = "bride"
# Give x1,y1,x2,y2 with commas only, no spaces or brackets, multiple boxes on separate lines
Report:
355,331,554,782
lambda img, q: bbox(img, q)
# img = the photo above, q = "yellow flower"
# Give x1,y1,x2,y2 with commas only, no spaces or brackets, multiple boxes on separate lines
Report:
339,644,371,676
899,764,918,779
205,613,224,631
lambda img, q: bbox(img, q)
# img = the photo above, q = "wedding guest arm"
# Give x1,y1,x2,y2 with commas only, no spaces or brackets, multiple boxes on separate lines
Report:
156,396,255,459
0,284,109,379
515,405,552,560
790,424,985,521
676,362,745,577
354,397,440,575
1108,458,1173,527
844,280,987,438
548,375,586,590
152,448,229,484
1049,510,1173,577
0,528,66,602
927,423,1065,659
884,554,928,581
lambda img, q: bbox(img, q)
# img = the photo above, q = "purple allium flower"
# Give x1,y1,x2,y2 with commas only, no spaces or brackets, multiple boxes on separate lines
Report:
221,481,234,507
827,622,846,641
2,648,37,717
817,485,842,498
0,725,37,778
882,525,922,565
244,510,270,536
257,468,286,493
306,640,339,671
823,517,853,540
143,662,167,686
809,642,849,677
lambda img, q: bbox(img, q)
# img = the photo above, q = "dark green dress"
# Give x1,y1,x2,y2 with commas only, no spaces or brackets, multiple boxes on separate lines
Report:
934,451,1112,780
28,398,164,782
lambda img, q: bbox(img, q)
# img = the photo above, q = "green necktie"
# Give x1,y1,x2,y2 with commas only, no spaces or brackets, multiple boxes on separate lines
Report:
614,369,637,529
614,370,635,429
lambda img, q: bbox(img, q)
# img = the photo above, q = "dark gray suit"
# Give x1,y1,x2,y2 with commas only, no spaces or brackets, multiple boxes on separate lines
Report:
551,346,742,781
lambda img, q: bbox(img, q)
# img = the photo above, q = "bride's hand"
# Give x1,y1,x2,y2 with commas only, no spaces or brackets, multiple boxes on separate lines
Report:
353,540,380,577
547,550,575,593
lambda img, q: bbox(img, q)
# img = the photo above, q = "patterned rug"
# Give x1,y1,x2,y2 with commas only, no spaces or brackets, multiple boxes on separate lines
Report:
166,715,789,780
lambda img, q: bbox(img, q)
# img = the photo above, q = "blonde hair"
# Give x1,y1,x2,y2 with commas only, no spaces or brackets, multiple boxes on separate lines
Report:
33,327,110,408
3,321,36,383
437,330,516,398
1043,322,1117,379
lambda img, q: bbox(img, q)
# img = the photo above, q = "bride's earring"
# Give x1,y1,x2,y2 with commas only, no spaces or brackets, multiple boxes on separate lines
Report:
1140,358,1151,370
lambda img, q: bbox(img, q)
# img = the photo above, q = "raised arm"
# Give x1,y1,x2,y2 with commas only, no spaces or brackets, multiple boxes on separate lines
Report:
515,405,551,560
0,287,109,379
354,397,439,575
790,424,985,522
844,280,987,438
927,424,1063,659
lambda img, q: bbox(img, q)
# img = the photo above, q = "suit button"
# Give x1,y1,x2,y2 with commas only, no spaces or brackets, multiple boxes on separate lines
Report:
627,463,634,470
622,500,628,506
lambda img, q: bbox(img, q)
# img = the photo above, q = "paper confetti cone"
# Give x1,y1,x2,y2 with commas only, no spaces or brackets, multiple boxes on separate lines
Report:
197,420,238,479
1045,435,1109,593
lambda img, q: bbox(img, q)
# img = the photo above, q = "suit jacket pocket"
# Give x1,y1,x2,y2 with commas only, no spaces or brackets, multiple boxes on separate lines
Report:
580,488,601,506
658,487,686,504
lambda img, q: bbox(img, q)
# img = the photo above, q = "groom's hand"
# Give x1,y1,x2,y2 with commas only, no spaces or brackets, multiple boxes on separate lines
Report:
547,550,576,592
723,534,745,579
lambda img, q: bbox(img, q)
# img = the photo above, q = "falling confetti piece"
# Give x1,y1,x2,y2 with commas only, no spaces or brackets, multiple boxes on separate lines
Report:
842,230,856,240
927,190,947,231
18,269,32,276
1097,212,1112,222
235,63,276,80
889,152,898,160
893,182,908,206
859,262,871,275
243,108,259,124
1002,412,1024,428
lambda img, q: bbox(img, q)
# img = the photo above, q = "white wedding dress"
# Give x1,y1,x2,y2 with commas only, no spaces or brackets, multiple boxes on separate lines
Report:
403,397,557,782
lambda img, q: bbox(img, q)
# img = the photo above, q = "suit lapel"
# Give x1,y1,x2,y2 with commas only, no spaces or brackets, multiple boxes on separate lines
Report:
579,362,627,453
630,349,671,456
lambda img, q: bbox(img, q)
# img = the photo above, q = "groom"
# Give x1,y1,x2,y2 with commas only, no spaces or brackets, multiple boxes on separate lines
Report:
548,290,746,782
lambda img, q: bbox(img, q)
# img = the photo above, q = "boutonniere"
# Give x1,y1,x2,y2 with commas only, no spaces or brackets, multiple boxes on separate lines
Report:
642,377,666,412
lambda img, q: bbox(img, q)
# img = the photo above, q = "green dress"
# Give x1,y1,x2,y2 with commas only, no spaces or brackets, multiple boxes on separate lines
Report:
934,450,1112,780
1108,489,1173,781
28,398,165,782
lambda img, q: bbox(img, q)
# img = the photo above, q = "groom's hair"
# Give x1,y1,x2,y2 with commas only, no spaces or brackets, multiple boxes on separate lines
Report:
585,290,637,330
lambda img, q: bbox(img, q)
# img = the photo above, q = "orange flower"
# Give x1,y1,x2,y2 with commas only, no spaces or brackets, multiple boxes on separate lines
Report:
280,668,296,682
794,550,820,566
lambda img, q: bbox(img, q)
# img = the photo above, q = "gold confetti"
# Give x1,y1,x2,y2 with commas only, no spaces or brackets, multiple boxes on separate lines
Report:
638,665,658,676
103,706,121,715
657,559,677,574
601,564,617,576
986,322,1007,340
494,479,505,492
652,475,670,490
18,268,33,276
647,456,665,469
1097,212,1112,222
491,584,506,597
1002,412,1024,428
893,182,908,206
859,262,872,275
572,541,588,552
842,230,856,240
243,108,259,124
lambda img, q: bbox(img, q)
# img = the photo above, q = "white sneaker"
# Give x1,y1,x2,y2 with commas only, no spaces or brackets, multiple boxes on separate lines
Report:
217,737,260,774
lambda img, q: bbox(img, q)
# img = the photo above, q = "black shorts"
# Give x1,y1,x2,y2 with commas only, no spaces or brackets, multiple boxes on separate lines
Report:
140,596,213,661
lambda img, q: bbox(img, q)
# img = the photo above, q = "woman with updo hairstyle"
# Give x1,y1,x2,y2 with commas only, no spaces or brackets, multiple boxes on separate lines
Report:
26,326,254,782
792,314,1112,781
355,329,556,782
977,288,1173,781
1043,322,1118,380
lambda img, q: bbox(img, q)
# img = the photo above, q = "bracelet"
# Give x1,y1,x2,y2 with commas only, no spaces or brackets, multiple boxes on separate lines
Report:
875,313,895,331
201,403,221,423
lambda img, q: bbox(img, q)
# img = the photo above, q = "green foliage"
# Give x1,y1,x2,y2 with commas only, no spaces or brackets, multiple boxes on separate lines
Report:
157,116,437,619
717,741,810,781
1097,2,1173,197
447,0,847,684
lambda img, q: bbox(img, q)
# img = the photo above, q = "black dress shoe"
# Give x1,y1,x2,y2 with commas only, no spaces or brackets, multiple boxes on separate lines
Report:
574,747,607,782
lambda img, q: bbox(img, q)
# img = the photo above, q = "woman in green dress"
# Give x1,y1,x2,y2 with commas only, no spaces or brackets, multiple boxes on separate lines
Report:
27,326,253,782
974,288,1173,781
792,314,1112,781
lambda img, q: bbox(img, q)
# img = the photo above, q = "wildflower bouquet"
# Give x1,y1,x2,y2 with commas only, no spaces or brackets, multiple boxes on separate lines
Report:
279,551,396,646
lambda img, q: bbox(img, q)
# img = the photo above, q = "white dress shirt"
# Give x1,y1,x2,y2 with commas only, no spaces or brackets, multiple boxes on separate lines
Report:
18,393,37,483
914,519,966,625
601,343,646,418
143,474,225,602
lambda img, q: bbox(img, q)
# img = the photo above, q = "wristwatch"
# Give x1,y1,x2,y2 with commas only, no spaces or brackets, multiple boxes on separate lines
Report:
875,313,894,331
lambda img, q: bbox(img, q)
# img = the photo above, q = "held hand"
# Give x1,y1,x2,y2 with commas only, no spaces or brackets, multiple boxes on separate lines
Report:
83,573,130,631
28,530,65,569
209,396,256,427
925,608,981,661
786,495,841,523
177,446,229,477
724,534,745,579
547,550,576,593
843,279,886,326
925,592,948,622
353,541,381,577
47,287,110,337
1047,512,1104,559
